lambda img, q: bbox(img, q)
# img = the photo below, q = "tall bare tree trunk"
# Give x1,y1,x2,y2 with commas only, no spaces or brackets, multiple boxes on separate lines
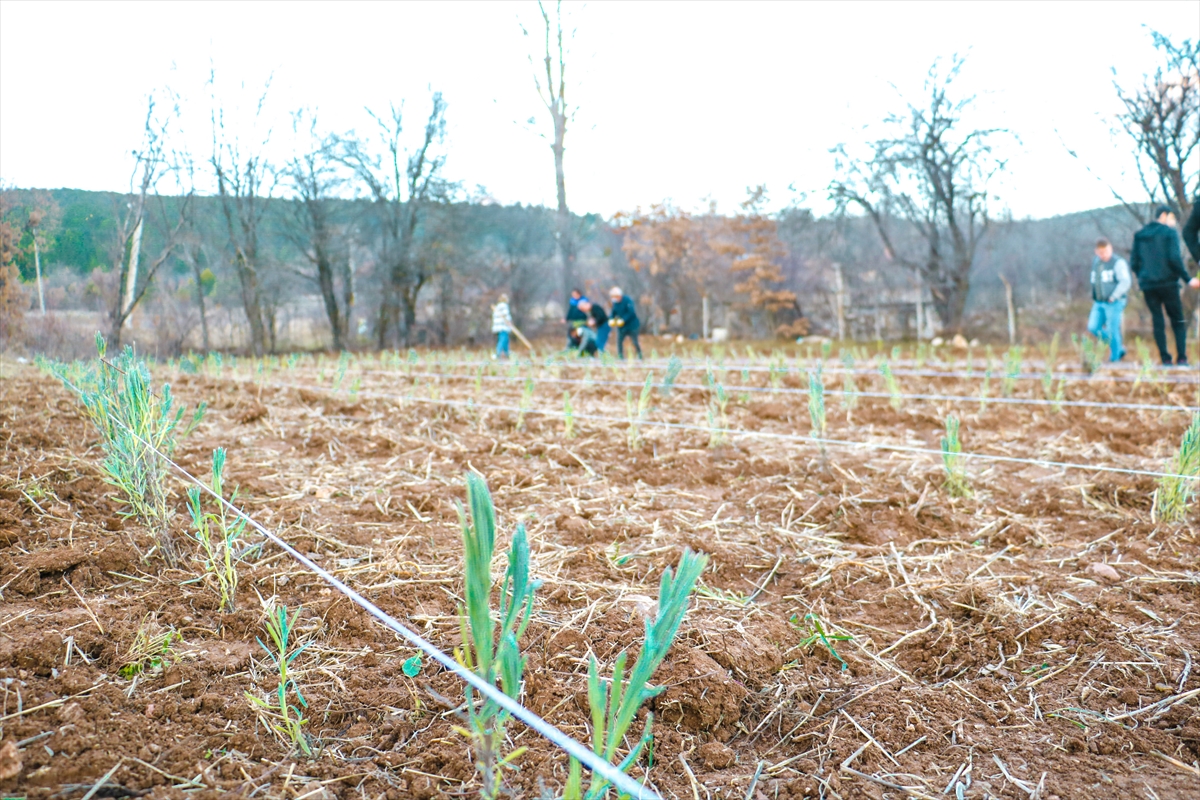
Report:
552,116,575,300
234,249,267,356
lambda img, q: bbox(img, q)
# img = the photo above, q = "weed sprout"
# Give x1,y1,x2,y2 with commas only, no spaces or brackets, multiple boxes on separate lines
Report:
119,616,179,681
791,613,852,671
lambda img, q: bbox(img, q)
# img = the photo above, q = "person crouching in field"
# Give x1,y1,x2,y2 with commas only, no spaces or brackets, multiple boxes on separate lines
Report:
492,294,512,359
609,286,643,360
1086,238,1131,362
579,299,610,353
1131,204,1199,367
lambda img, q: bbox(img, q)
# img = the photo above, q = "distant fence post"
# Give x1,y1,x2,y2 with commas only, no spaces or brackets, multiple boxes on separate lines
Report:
1000,274,1017,345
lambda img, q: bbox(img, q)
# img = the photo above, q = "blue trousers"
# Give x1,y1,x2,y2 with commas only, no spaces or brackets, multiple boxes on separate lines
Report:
1087,297,1126,361
495,330,510,358
594,323,610,352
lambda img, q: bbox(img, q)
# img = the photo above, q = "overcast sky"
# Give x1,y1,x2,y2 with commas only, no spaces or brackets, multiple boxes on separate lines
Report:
1,0,1195,219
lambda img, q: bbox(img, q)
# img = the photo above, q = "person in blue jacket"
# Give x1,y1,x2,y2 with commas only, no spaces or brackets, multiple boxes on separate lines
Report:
608,286,643,360
1131,204,1200,366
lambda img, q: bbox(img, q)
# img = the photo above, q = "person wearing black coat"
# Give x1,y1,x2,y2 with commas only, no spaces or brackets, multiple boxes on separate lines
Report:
608,286,643,360
1131,205,1199,366
1183,199,1200,265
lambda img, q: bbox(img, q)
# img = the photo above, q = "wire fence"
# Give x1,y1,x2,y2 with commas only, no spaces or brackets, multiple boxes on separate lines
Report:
262,378,1197,482
333,354,1200,386
337,368,1200,415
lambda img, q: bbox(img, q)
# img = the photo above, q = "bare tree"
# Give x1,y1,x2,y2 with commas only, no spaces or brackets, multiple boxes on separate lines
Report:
284,112,352,350
830,56,1008,334
1115,32,1200,222
525,0,577,302
211,75,275,356
337,93,449,348
108,96,193,347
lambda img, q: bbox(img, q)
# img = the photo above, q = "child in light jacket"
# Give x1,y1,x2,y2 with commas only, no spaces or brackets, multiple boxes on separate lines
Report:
492,294,513,359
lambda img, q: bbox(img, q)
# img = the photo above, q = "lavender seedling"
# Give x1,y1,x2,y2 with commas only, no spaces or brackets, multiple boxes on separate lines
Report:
245,604,312,756
941,415,971,497
1155,414,1200,523
186,448,246,612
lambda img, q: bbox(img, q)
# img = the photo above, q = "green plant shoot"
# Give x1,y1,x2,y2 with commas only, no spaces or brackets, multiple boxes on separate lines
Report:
456,474,539,800
48,334,205,564
1155,414,1200,523
941,415,971,497
186,447,246,612
566,549,707,800
245,604,312,756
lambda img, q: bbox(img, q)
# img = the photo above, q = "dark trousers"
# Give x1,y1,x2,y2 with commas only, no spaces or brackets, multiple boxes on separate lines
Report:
1143,286,1188,364
617,328,642,359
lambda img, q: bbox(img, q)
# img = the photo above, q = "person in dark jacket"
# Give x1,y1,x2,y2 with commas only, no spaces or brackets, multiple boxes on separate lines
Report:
578,299,610,353
608,286,643,360
1183,199,1200,265
564,288,588,349
1131,205,1200,366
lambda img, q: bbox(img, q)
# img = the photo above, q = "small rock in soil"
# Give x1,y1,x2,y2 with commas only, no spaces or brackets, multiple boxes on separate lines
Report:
1088,562,1121,582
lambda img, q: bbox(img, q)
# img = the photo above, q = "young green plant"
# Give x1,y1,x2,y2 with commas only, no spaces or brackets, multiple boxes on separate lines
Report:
1002,346,1022,397
516,377,535,431
941,415,971,497
660,355,683,395
1154,413,1200,523
808,368,827,466
186,448,246,612
48,334,205,564
563,391,576,439
705,368,729,447
456,474,538,800
626,373,654,451
840,351,858,414
563,549,707,800
878,360,903,410
245,604,312,756
791,613,852,672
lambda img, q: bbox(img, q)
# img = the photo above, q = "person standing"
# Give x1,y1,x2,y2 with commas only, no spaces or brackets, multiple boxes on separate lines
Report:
1183,198,1200,264
492,294,512,359
609,286,643,360
1086,238,1132,362
1131,204,1200,366
579,299,610,353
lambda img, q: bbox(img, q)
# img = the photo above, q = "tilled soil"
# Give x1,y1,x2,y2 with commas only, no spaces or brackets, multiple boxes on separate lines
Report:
1,356,1198,800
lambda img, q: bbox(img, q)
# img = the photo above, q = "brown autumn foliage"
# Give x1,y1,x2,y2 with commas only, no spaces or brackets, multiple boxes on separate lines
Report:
616,189,799,337
0,192,28,349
